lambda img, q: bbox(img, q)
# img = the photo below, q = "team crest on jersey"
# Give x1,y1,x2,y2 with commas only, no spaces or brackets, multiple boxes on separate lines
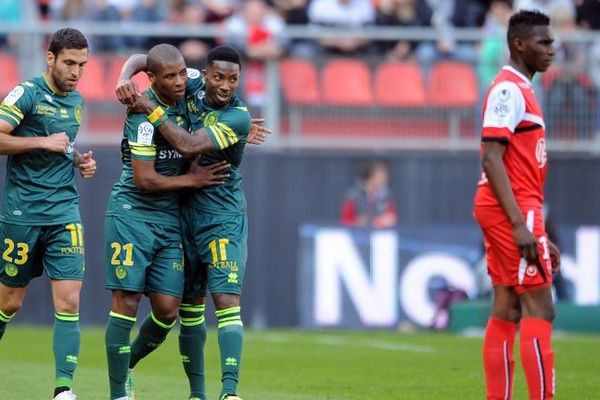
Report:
137,122,154,145
116,266,127,279
536,138,547,168
203,111,219,127
498,89,510,102
187,68,201,79
75,105,82,124
4,263,17,277
2,85,24,106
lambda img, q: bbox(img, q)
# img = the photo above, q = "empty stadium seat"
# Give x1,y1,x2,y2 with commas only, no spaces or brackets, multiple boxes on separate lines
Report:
77,56,106,101
0,52,20,97
279,58,320,105
374,62,427,107
321,59,373,106
428,61,478,107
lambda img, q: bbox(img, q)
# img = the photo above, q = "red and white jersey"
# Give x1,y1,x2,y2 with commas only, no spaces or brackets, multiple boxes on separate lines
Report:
474,66,547,227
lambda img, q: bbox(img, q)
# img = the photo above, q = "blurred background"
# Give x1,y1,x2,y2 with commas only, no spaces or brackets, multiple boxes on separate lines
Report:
1,0,600,333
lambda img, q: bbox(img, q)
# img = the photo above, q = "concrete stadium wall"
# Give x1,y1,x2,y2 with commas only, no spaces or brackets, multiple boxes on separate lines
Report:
1,148,599,327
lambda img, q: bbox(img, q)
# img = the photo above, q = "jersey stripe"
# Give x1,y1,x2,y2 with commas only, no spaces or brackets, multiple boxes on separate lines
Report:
129,141,157,156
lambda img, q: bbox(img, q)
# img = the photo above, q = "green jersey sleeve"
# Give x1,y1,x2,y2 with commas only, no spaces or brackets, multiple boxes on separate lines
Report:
185,68,204,94
205,107,251,150
126,113,156,161
0,83,35,127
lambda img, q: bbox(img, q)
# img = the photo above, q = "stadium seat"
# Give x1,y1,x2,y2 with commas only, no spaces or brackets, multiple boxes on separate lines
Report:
374,62,427,107
108,57,151,100
321,59,373,106
0,52,20,97
428,61,478,107
279,58,320,105
77,56,107,101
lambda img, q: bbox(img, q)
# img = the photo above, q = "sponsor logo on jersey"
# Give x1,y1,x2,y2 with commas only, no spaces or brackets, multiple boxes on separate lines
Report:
60,108,69,119
122,204,132,210
4,263,17,277
12,210,22,216
3,86,24,106
172,261,184,271
187,68,201,79
35,104,57,116
536,138,547,168
158,149,182,159
227,272,239,284
137,122,154,145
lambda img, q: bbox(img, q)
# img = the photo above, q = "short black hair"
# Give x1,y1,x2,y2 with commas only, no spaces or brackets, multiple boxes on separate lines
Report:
147,43,184,74
206,46,241,69
48,28,88,57
507,10,550,44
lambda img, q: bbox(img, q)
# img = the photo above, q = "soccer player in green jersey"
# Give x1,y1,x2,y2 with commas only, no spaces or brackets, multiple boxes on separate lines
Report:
117,45,261,400
0,28,96,400
104,44,232,400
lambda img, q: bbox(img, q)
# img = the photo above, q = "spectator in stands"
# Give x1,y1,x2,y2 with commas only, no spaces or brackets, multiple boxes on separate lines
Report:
374,0,436,63
202,0,241,22
576,0,600,30
308,0,375,56
515,0,575,16
128,0,167,49
51,0,87,22
545,4,594,138
341,161,398,228
166,1,211,69
272,0,316,58
0,0,21,50
478,0,513,89
224,0,286,107
88,0,126,53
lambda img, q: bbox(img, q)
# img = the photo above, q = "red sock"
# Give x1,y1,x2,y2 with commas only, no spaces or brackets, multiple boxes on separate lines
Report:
520,318,555,400
483,317,518,400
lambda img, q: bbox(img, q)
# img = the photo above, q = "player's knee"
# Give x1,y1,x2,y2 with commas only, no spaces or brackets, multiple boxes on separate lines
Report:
57,291,80,313
1,298,24,315
153,308,178,325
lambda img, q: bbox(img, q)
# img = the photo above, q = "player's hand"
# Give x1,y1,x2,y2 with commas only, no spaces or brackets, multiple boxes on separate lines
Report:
42,132,70,154
548,239,561,273
188,157,230,188
248,118,271,145
115,79,140,106
512,223,539,263
130,93,155,115
77,150,97,179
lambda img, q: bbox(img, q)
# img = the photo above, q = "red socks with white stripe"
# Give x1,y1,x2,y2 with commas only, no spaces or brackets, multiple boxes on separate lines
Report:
520,318,555,400
483,317,518,400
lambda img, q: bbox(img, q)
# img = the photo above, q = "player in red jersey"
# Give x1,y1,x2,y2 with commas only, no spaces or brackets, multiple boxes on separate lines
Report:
473,10,560,400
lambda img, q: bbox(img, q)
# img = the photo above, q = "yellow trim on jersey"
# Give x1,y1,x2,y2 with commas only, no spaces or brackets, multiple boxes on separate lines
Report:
0,108,21,125
208,126,227,149
217,123,239,145
1,104,24,120
150,87,170,109
129,141,157,156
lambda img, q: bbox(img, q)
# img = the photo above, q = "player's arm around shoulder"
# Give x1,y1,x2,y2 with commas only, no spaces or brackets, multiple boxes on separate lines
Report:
0,83,69,155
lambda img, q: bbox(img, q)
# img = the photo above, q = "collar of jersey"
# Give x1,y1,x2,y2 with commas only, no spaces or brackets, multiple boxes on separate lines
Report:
41,73,68,97
149,86,174,109
502,65,533,87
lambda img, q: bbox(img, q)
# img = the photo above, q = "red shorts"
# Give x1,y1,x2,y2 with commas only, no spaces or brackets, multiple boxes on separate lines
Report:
477,207,553,293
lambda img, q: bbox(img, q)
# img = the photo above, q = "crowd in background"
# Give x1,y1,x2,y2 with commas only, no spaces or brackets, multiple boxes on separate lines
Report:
1,0,600,133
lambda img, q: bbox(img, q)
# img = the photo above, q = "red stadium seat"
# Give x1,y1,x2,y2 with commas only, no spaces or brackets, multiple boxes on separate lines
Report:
374,62,427,107
279,58,320,105
428,61,478,107
76,56,107,101
0,52,20,97
321,59,373,106
108,57,151,101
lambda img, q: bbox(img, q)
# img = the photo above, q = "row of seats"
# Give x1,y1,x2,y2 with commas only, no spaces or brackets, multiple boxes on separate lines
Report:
280,59,479,108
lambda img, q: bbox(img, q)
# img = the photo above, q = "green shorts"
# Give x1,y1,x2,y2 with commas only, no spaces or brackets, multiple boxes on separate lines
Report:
181,209,247,299
0,221,85,287
104,215,185,298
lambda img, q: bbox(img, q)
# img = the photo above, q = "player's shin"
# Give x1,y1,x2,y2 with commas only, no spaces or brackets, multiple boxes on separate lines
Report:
105,311,136,399
53,312,80,394
216,306,244,398
520,318,555,400
483,317,518,400
129,312,175,368
0,309,15,340
179,303,207,400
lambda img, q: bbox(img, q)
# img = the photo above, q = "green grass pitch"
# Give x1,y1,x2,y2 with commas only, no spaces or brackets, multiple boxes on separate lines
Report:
1,326,599,399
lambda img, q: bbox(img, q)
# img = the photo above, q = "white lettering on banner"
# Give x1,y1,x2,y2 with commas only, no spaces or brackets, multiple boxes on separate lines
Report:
315,229,398,326
560,227,600,305
399,253,477,327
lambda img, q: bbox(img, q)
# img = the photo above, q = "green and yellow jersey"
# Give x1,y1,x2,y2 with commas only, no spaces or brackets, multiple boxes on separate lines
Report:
0,75,84,226
184,94,251,215
106,87,190,226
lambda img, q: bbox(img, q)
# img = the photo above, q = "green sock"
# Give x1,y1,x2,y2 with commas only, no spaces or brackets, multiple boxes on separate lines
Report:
0,309,15,340
216,306,244,397
105,312,136,400
129,312,174,368
53,312,81,390
179,304,207,400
